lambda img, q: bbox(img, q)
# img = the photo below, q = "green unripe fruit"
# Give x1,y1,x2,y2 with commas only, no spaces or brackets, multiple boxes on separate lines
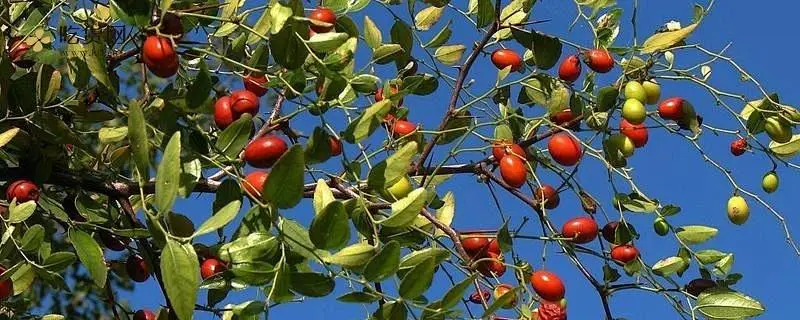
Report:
785,107,800,122
386,176,413,200
653,217,669,236
622,99,647,125
642,80,661,105
762,172,779,193
764,116,792,143
726,196,750,225
624,81,647,104
608,134,635,158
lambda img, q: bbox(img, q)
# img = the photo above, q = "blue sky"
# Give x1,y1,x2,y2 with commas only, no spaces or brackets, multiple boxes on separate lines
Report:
111,0,800,319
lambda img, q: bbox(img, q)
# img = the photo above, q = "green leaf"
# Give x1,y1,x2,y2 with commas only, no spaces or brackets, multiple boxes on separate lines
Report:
350,74,381,93
373,44,404,64
437,110,471,145
309,201,350,249
363,241,401,282
281,219,323,261
476,0,494,27
652,256,687,277
530,31,562,70
769,135,800,158
313,179,336,216
399,257,436,299
433,192,455,238
641,23,699,53
495,0,531,39
363,16,383,49
0,128,19,149
247,8,271,44
497,221,513,253
98,127,128,144
696,249,727,264
481,286,522,318
290,272,335,297
434,45,466,65
219,232,279,263
441,274,477,308
304,127,333,164
379,188,427,228
423,21,452,49
215,113,253,159
84,42,115,93
338,291,381,303
676,225,718,245
9,200,36,223
271,21,309,70
193,200,241,238
161,239,200,320
128,101,149,182
367,141,418,191
69,228,107,288
714,253,734,276
696,290,765,319
155,132,181,214
414,6,444,31
109,0,151,27
186,61,211,108
342,100,392,143
20,225,44,252
322,243,375,269
265,145,305,208
399,247,449,270
307,32,349,52
42,252,76,272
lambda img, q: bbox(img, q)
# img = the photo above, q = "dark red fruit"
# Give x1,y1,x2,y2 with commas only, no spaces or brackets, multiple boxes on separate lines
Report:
244,135,288,168
469,289,491,304
329,137,342,156
0,265,12,300
658,97,685,120
584,49,614,73
492,142,526,162
685,278,716,297
158,13,183,39
133,309,157,320
230,90,260,116
126,254,150,283
530,270,565,301
142,35,179,78
500,154,527,188
462,236,490,258
242,171,269,197
550,109,580,130
548,133,582,166
610,244,639,263
6,180,39,203
561,216,599,244
730,138,747,156
243,74,269,97
308,7,337,33
558,55,581,82
213,96,235,129
392,120,417,138
491,49,523,72
537,300,567,320
620,119,649,148
99,231,130,252
200,258,227,280
8,38,33,68
486,238,500,255
534,184,560,209
478,252,506,277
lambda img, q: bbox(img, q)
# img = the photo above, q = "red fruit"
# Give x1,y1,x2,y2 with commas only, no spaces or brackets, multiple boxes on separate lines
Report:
537,300,567,320
99,231,130,252
329,137,342,156
487,238,501,255
730,138,747,156
244,136,288,168
548,133,582,166
142,35,179,78
392,120,417,137
242,171,269,197
308,7,337,33
530,270,565,301
658,97,685,120
126,254,150,283
499,155,527,188
492,142,526,162
610,244,639,263
200,258,227,280
478,252,506,277
375,86,402,105
491,49,523,72
558,55,581,82
534,184,560,209
0,265,12,300
243,74,269,97
230,90,260,116
6,180,39,203
213,96,235,129
685,278,716,296
133,310,157,320
561,216,599,244
159,13,183,38
462,236,490,258
620,119,649,148
584,49,614,73
8,38,33,68
550,109,580,130
469,289,491,304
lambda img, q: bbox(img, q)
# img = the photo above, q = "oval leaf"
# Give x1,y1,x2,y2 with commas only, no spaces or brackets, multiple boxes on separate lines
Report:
265,145,305,208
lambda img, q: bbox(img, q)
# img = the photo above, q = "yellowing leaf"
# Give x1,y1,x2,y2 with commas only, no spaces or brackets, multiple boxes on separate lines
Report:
414,6,444,31
434,45,465,65
641,23,698,53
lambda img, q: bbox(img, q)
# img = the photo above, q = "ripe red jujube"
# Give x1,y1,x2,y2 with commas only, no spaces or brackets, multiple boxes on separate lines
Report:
142,35,178,78
0,265,12,300
200,258,228,280
492,142,526,162
133,310,157,320
620,119,649,148
548,133,582,166
530,270,565,301
500,155,527,188
244,135,288,168
658,97,685,120
230,90,260,116
561,216,599,244
584,49,614,73
534,184,560,209
491,49,523,72
308,7,337,33
243,74,269,97
610,244,639,263
558,54,581,82
126,254,150,283
6,180,40,203
392,120,417,137
730,138,747,156
242,171,269,197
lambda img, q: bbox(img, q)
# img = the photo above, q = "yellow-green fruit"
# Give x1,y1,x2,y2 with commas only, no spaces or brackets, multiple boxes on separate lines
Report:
764,116,792,143
726,196,750,225
762,172,779,193
642,80,661,105
622,98,647,125
785,107,800,122
608,134,635,158
386,176,413,200
624,81,647,104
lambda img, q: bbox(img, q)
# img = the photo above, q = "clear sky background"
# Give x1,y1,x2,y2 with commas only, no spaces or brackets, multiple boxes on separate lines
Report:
109,0,800,319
